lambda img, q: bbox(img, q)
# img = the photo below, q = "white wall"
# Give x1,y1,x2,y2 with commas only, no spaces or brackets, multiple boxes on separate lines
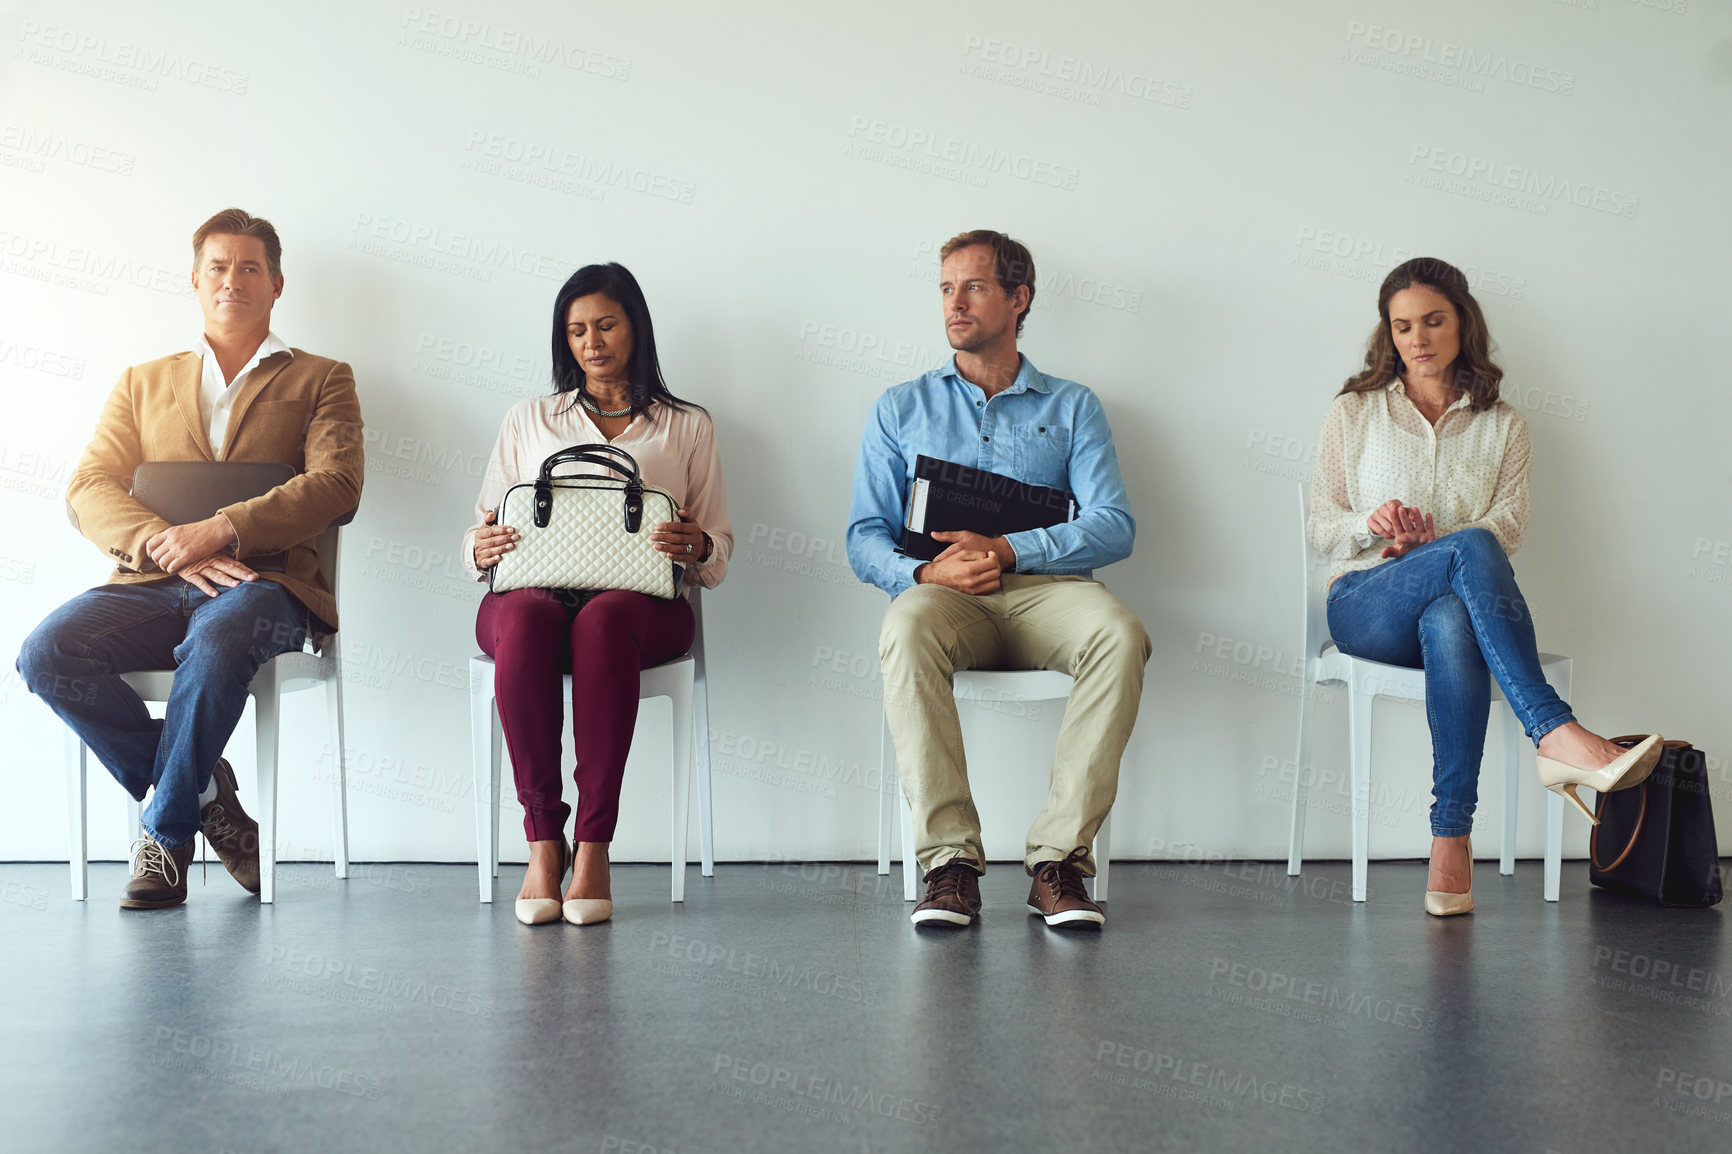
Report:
4,0,1728,867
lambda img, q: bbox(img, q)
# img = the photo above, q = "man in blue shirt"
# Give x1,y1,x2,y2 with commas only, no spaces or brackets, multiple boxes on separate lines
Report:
847,230,1151,929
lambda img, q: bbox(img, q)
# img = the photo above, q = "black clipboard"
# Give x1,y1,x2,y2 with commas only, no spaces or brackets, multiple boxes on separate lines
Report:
898,454,1075,562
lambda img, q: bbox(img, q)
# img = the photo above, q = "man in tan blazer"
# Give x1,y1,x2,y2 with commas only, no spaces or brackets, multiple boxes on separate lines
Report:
17,208,362,909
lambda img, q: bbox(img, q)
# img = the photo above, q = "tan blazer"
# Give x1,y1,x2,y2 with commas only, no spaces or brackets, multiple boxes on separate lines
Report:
67,348,363,629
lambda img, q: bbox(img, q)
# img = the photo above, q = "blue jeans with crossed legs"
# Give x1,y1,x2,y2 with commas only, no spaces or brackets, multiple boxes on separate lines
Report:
1324,528,1574,837
17,578,312,850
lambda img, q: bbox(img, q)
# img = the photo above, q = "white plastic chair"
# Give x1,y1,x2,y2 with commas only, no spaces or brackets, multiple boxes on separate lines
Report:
471,587,712,903
1286,482,1568,902
64,525,351,904
876,669,1112,903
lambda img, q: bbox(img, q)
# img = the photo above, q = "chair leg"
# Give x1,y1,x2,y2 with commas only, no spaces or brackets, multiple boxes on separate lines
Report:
1500,704,1521,877
1348,685,1374,902
1091,811,1112,903
1287,676,1318,876
670,686,694,903
63,731,88,902
1544,791,1564,902
693,660,714,879
900,785,919,902
255,683,280,904
325,638,349,880
1544,659,1572,904
470,661,496,903
128,795,143,842
491,710,503,881
877,711,895,876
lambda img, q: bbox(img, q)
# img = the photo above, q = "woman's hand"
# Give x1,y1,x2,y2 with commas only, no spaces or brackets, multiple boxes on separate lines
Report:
473,509,520,571
1380,506,1436,559
1367,499,1405,540
650,508,708,561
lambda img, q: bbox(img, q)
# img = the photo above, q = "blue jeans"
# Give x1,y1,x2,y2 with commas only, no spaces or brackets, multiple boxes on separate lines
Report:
17,579,312,849
1325,528,1574,837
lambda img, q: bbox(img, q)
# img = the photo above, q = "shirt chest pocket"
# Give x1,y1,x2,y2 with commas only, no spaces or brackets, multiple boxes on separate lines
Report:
1437,461,1497,526
1012,424,1070,486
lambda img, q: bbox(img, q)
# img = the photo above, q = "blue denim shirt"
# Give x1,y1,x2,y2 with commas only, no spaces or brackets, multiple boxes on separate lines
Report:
847,354,1135,597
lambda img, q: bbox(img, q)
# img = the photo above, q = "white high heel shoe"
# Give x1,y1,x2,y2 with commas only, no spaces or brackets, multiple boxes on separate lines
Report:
563,848,613,925
561,898,613,925
515,839,569,925
1536,733,1663,823
1425,838,1474,917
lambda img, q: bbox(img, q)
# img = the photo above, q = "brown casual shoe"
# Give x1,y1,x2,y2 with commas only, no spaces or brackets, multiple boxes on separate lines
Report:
120,834,194,909
911,857,982,927
200,757,261,894
1027,847,1105,928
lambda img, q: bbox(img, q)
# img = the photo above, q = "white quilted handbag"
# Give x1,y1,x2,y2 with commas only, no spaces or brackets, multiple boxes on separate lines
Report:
489,444,681,599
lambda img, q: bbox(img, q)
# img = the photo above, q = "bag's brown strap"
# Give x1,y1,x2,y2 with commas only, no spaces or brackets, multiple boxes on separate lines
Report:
1607,735,1691,751
1589,731,1680,873
1591,783,1648,872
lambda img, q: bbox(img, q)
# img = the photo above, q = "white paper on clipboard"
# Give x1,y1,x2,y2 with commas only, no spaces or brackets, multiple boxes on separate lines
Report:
904,478,931,532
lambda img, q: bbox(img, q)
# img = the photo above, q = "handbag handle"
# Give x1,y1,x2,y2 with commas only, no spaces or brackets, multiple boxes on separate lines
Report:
1588,735,1677,872
1607,735,1691,751
531,443,647,533
1590,779,1649,872
537,442,642,485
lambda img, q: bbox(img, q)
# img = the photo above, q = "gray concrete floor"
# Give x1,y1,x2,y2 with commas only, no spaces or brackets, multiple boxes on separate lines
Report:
2,858,1729,1154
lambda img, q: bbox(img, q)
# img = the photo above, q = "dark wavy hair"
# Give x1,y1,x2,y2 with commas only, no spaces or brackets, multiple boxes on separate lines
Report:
550,263,700,422
1339,257,1503,411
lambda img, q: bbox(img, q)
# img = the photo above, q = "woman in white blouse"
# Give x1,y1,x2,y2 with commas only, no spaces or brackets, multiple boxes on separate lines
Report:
462,263,732,927
1308,257,1660,917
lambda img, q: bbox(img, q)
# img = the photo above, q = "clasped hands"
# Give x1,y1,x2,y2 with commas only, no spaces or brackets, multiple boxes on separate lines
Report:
144,514,255,595
1369,499,1435,559
915,530,1016,595
472,508,709,572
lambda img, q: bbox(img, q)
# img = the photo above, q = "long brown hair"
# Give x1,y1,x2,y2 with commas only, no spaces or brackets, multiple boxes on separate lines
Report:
1339,257,1503,411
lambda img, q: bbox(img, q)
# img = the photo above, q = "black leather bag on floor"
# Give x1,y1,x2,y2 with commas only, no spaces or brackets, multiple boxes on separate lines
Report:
1589,736,1723,907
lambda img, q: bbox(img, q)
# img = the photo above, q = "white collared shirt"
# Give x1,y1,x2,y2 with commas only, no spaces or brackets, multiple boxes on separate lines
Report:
1308,378,1531,582
194,331,292,458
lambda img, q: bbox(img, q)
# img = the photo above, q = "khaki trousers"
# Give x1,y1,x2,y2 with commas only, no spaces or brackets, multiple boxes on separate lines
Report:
878,574,1151,876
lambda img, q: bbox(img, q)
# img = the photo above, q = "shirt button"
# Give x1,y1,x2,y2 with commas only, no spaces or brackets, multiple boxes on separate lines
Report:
982,436,989,442
976,400,983,407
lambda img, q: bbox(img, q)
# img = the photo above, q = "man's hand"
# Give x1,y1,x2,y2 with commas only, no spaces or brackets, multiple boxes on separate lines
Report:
915,548,1002,595
930,530,1016,574
177,555,258,596
145,514,238,574
1380,506,1436,559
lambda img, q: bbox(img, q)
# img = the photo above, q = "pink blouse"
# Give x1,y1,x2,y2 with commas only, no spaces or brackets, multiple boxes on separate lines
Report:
461,395,732,594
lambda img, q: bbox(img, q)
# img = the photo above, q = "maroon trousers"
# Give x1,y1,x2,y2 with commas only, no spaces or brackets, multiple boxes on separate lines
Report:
476,588,695,843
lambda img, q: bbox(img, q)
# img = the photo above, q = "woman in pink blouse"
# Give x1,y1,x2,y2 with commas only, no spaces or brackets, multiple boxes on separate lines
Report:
1308,257,1660,917
462,263,732,926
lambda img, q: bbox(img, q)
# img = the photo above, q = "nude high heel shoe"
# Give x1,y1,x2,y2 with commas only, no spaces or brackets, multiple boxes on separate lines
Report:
1536,734,1663,824
515,839,569,925
561,897,613,925
1425,838,1474,917
563,847,612,925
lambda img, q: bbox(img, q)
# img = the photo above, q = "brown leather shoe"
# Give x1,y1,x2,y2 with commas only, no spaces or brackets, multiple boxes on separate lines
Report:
200,758,261,894
911,857,982,927
1027,847,1105,928
120,834,194,909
